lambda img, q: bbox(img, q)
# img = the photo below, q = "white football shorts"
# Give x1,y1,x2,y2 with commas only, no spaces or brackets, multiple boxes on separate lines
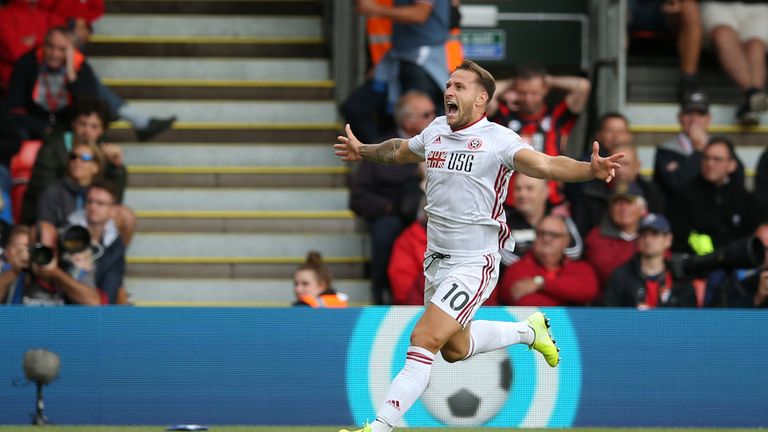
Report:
423,250,500,327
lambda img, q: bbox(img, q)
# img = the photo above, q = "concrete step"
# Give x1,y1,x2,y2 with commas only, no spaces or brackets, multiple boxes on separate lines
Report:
127,168,348,188
123,100,337,124
104,79,334,100
627,65,742,104
104,123,339,143
135,212,359,233
124,188,349,211
126,260,365,279
122,143,342,166
90,57,330,81
128,233,367,259
125,278,371,306
88,39,327,58
94,15,322,38
106,1,323,15
626,102,768,129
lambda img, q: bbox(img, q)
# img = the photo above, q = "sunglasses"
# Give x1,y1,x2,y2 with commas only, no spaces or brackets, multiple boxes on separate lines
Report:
69,153,94,162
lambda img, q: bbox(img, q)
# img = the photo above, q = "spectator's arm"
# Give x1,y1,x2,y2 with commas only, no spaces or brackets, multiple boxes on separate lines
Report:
546,75,591,114
39,263,102,305
540,261,599,304
69,59,98,97
104,160,127,203
357,0,432,24
653,148,702,193
0,267,22,303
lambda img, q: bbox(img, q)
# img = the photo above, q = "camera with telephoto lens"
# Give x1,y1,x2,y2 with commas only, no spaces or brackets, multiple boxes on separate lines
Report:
29,226,92,266
668,236,766,279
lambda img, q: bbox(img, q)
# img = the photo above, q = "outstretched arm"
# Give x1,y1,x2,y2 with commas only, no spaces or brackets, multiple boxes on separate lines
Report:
334,124,424,165
514,141,624,183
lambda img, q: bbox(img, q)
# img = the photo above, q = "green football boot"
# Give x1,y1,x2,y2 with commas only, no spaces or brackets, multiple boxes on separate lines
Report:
527,311,560,367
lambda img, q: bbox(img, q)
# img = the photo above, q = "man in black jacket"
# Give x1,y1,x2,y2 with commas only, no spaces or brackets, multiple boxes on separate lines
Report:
6,26,98,140
605,213,697,308
668,137,758,254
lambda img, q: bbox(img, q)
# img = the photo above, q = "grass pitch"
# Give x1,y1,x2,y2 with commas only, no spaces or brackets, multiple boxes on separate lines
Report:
0,428,763,432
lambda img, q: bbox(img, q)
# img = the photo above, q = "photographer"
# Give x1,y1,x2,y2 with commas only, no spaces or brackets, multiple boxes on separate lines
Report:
605,213,697,308
0,222,104,305
65,180,127,304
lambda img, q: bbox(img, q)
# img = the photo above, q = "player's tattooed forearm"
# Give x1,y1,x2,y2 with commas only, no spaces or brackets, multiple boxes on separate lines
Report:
360,139,405,165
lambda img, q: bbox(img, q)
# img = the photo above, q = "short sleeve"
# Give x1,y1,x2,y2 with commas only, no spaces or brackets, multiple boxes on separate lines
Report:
495,127,534,170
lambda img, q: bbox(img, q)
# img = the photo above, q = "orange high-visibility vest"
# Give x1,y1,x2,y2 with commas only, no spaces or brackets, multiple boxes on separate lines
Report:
299,293,349,308
366,0,463,71
445,27,464,72
366,0,394,66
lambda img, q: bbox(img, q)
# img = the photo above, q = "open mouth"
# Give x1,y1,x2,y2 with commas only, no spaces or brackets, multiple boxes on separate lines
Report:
446,101,458,115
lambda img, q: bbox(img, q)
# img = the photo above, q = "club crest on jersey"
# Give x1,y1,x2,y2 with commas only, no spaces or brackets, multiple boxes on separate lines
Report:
467,138,483,150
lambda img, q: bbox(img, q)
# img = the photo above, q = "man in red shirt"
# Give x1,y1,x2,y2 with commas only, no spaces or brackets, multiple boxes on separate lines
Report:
498,215,598,306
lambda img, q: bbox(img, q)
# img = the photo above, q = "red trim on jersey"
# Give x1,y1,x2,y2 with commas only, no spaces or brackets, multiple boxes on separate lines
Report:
457,254,494,325
498,221,511,250
450,114,486,132
490,165,506,221
459,254,495,326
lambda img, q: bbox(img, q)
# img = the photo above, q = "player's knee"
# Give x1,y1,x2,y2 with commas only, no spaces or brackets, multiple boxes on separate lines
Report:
440,347,464,363
409,328,443,353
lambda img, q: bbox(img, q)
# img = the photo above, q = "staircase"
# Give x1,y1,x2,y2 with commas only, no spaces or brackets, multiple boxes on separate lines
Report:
90,0,370,306
624,42,766,184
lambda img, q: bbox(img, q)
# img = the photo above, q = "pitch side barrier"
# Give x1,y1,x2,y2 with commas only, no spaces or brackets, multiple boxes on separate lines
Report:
0,307,765,427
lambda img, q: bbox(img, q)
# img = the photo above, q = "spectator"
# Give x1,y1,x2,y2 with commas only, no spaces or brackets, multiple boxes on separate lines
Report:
628,0,703,99
0,225,30,304
605,213,697,308
669,137,758,254
699,0,768,125
64,180,127,304
0,101,19,222
341,0,450,143
0,0,63,91
497,215,599,306
6,26,98,139
653,91,745,201
292,251,348,308
22,97,127,224
756,147,768,221
574,144,665,236
727,224,768,307
35,141,136,248
504,173,582,264
349,91,430,304
6,26,176,142
584,181,646,287
490,62,590,206
0,222,104,305
387,211,427,305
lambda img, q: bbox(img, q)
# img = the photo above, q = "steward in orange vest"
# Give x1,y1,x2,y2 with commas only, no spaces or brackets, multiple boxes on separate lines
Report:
295,290,349,308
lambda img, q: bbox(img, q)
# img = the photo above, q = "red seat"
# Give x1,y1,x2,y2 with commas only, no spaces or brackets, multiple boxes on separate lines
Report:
9,139,42,223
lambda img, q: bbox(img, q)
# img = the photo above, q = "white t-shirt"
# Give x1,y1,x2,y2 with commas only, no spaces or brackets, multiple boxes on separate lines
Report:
409,116,533,257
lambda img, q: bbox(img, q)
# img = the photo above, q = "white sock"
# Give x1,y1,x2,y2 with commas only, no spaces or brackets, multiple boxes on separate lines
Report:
118,103,150,129
463,320,534,360
371,346,434,432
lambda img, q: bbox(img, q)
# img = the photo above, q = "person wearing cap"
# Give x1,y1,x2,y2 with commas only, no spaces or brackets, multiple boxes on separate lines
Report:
574,144,665,237
604,213,697,308
653,91,745,202
668,136,758,255
584,181,646,288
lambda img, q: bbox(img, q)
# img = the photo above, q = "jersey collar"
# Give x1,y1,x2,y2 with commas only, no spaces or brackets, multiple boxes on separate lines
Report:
450,114,487,132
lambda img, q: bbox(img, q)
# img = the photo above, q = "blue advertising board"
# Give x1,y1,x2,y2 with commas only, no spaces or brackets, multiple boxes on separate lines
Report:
0,307,765,427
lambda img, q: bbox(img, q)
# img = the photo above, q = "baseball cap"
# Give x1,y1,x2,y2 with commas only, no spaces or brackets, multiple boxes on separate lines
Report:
639,213,671,233
608,181,643,203
680,91,709,114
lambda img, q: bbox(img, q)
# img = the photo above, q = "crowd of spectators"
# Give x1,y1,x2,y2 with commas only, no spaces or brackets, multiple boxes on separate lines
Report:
344,0,768,310
0,0,178,305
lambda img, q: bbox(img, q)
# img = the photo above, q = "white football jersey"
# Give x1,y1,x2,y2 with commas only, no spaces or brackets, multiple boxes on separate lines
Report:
409,116,533,257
